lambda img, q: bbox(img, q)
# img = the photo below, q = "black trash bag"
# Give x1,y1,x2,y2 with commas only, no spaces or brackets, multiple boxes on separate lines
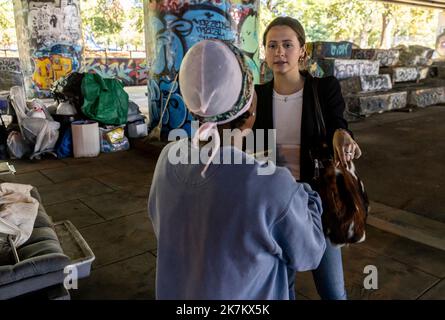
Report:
51,72,85,117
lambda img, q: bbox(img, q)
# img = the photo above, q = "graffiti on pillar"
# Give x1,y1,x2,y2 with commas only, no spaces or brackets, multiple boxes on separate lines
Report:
236,9,260,83
16,0,83,97
31,43,81,94
28,0,81,47
147,0,260,136
151,14,194,78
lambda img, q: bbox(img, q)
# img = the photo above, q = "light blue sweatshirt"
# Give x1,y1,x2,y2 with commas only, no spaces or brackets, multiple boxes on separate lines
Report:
148,139,326,300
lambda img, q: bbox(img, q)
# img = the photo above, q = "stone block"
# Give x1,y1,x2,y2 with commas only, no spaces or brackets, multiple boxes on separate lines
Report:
408,87,445,108
380,67,429,83
345,91,408,115
306,41,352,59
352,49,400,67
317,59,380,80
340,74,392,95
340,77,362,95
397,45,434,66
361,74,393,92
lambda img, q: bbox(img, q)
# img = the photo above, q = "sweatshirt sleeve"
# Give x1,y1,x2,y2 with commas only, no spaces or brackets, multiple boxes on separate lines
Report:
270,183,326,272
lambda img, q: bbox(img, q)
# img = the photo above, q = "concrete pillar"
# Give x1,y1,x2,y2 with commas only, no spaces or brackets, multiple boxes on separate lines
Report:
12,0,84,98
144,0,260,137
437,10,445,57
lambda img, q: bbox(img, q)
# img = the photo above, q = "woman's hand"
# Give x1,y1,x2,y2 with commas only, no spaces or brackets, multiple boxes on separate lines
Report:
333,129,362,166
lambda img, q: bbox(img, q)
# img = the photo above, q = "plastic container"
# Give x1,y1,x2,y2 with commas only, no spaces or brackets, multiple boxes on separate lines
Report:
54,220,95,279
128,122,148,138
71,120,100,158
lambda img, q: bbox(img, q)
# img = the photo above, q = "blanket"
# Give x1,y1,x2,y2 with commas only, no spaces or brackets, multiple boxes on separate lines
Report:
0,183,39,248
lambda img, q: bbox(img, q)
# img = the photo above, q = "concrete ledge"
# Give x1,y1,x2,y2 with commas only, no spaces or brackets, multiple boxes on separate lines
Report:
407,86,445,108
367,201,445,251
352,49,400,67
345,90,408,116
317,59,380,80
340,74,392,95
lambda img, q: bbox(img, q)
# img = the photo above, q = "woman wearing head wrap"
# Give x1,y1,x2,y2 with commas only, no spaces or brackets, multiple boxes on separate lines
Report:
254,17,363,300
148,39,326,300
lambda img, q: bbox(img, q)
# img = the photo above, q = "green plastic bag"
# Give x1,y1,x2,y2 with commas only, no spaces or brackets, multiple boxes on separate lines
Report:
81,73,129,125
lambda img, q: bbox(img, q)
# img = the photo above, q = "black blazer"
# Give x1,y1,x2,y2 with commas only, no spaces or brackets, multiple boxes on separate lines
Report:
253,72,350,183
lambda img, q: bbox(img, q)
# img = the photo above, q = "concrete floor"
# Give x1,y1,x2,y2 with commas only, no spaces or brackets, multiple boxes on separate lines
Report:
351,106,445,224
1,106,445,300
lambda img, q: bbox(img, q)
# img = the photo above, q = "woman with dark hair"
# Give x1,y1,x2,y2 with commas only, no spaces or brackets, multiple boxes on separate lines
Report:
254,16,362,300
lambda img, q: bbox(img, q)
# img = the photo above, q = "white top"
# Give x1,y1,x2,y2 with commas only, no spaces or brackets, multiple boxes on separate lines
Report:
272,89,304,179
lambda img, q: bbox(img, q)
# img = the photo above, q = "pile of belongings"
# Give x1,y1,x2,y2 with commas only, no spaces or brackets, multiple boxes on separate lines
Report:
3,72,147,160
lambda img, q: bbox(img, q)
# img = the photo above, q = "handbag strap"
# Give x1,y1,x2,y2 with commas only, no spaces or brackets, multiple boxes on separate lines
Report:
311,77,327,140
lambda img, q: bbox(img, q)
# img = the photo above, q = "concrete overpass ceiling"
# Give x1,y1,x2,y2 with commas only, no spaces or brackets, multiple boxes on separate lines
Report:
378,0,445,10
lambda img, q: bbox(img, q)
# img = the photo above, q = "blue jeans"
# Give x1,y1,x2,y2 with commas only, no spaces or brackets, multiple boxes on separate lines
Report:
311,238,347,300
289,238,347,300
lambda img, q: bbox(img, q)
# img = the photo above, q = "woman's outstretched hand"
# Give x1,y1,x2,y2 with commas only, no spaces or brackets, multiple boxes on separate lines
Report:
333,129,362,166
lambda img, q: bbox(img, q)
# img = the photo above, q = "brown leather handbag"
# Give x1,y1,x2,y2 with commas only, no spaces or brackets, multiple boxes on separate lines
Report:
310,78,369,246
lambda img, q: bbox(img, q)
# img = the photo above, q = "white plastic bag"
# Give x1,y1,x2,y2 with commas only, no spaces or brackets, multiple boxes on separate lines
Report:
7,131,31,159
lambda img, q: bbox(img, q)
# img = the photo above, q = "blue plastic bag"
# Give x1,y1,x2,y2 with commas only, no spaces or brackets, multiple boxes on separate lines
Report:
56,128,73,158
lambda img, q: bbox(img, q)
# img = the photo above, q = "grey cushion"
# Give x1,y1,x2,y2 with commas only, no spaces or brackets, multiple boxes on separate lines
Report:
0,253,69,286
0,187,70,298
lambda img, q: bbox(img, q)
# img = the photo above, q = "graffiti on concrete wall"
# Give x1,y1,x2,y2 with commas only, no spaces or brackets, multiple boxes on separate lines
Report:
360,74,392,92
146,0,259,136
408,87,445,108
14,0,83,97
389,91,408,110
0,58,21,73
346,91,407,116
339,74,392,95
352,49,399,67
82,58,148,86
398,45,434,66
307,42,352,59
392,67,418,82
0,58,23,90
318,59,379,80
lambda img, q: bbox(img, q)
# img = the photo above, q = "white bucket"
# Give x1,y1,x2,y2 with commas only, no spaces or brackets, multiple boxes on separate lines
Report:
71,120,100,158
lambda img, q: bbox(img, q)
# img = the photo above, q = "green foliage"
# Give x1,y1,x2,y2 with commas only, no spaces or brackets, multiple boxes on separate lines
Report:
80,0,144,50
81,0,125,38
0,0,15,48
259,0,439,49
0,0,440,52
